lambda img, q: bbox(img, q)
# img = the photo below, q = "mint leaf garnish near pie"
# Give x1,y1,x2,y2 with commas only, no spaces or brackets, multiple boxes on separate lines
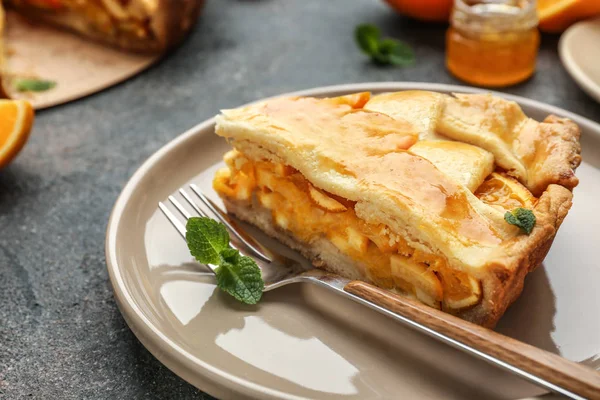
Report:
186,217,264,304
355,24,415,66
504,208,536,235
216,251,264,305
355,24,381,56
15,79,57,92
186,217,230,264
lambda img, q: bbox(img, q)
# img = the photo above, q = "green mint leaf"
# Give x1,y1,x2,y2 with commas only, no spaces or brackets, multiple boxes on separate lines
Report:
379,39,415,66
377,39,399,54
219,247,239,264
185,217,265,305
215,255,264,305
15,79,57,92
355,24,415,67
371,51,391,65
504,208,536,235
186,217,230,265
355,24,381,56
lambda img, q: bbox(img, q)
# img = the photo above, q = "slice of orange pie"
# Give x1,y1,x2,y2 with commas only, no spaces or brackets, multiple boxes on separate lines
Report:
212,90,581,328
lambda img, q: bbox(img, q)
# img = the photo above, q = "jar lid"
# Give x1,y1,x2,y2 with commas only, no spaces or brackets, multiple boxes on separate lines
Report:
452,0,539,34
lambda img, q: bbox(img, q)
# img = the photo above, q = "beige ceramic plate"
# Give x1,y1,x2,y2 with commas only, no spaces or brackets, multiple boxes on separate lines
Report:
559,17,600,104
5,11,159,110
106,83,600,400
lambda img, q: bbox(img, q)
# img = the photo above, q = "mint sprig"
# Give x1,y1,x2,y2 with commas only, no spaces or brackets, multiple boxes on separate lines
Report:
186,217,230,264
355,24,415,66
186,217,264,304
504,208,536,235
15,79,57,92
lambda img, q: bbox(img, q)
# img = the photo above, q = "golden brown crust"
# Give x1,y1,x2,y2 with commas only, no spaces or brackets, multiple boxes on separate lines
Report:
436,93,530,180
369,92,582,197
461,184,573,327
517,116,582,196
150,0,204,52
363,90,447,140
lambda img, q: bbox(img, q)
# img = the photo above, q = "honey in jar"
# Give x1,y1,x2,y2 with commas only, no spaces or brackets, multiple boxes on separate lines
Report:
446,0,540,87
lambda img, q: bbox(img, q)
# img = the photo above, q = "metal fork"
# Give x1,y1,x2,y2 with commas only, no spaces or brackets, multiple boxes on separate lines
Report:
159,184,600,400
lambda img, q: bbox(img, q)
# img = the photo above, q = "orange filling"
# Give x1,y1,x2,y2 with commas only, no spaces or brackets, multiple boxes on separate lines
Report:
475,172,536,211
214,151,485,312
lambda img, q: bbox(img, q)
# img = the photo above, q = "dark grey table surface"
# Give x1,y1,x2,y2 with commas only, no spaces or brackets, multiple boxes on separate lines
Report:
1,0,599,399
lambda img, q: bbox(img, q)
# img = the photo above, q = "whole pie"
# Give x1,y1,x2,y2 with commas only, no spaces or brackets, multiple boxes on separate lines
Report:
212,90,581,328
0,0,204,98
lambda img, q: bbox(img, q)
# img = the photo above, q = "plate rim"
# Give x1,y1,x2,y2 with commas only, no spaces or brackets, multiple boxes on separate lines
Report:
559,17,600,104
105,82,600,400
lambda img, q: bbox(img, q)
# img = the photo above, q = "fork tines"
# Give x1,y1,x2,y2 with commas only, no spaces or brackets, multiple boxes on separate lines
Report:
158,185,272,263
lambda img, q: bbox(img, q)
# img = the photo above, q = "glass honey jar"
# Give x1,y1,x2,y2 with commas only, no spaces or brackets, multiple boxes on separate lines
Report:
446,0,540,87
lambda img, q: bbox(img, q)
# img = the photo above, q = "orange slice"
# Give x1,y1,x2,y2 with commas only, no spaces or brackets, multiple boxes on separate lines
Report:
436,268,482,311
307,183,348,213
538,0,600,33
475,172,535,211
0,100,34,170
390,254,443,308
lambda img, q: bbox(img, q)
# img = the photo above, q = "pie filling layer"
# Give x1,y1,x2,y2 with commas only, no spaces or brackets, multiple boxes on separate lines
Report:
212,150,522,312
8,0,154,42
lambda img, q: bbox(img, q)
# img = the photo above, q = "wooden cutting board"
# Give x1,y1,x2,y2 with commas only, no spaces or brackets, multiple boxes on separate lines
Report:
5,11,160,109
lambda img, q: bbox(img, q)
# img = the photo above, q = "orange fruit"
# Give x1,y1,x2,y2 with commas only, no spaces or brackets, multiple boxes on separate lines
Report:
0,100,34,169
382,0,453,22
475,173,535,211
538,0,600,33
436,267,482,311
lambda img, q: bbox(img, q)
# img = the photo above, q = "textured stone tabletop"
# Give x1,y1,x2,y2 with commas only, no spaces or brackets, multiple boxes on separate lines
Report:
1,0,599,399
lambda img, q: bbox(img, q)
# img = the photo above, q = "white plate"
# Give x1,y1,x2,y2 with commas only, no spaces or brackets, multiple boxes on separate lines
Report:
106,83,600,400
560,17,600,104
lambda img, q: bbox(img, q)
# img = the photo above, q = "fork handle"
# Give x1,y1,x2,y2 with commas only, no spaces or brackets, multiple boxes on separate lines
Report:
344,280,600,400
